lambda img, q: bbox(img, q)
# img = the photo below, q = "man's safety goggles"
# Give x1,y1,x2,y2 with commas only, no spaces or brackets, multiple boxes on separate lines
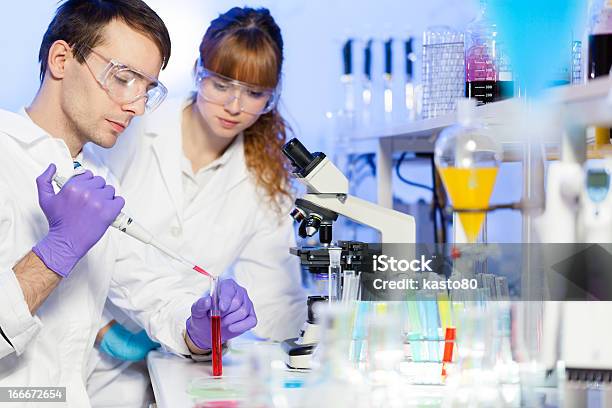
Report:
79,46,167,113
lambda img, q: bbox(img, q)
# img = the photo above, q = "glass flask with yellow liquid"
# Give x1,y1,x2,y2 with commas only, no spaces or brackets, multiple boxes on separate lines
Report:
434,99,502,243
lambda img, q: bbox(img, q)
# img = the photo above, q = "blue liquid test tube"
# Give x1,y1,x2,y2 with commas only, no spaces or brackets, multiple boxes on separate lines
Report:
351,301,369,364
419,293,441,362
406,294,423,362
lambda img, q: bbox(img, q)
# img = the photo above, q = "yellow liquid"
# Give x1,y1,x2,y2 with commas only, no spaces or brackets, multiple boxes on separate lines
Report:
439,167,499,243
595,127,611,146
437,292,452,328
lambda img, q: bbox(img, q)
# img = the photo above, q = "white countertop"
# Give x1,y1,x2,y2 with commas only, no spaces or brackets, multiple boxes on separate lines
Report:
146,344,451,408
147,342,561,408
147,340,308,408
147,350,211,408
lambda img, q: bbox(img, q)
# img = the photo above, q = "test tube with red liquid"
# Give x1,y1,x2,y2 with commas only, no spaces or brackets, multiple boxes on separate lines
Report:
210,276,222,376
441,327,456,379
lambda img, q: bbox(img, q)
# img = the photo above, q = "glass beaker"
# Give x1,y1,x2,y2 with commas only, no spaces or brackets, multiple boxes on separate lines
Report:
301,303,368,408
465,0,514,105
445,304,506,407
366,303,407,408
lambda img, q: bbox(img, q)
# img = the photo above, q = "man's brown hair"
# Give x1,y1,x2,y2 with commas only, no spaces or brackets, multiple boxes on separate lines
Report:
38,0,171,81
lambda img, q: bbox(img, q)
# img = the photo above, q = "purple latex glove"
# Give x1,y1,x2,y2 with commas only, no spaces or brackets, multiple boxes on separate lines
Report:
32,164,125,277
186,279,257,350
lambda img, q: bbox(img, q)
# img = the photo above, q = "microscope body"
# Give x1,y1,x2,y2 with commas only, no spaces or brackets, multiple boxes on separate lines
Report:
286,147,416,244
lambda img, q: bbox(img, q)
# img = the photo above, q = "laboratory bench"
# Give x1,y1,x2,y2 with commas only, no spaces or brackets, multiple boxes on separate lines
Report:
146,345,564,408
147,347,451,408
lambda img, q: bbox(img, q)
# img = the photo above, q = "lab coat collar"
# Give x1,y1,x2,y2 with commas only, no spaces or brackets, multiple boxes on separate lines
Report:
0,108,51,145
180,132,247,220
0,108,93,180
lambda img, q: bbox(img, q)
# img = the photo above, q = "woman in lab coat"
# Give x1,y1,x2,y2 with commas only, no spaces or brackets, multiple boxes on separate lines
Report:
87,7,307,407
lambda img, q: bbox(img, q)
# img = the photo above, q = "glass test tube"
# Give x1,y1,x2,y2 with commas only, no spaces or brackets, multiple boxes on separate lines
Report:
362,39,373,127
328,247,342,302
210,276,222,376
404,37,417,121
383,38,394,124
342,39,356,114
406,295,424,362
351,301,370,365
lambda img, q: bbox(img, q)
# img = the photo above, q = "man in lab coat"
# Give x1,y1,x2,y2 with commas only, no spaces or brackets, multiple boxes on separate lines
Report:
0,1,257,406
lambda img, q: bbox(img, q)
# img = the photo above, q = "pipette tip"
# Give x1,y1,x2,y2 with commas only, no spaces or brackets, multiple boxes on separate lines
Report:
193,265,211,277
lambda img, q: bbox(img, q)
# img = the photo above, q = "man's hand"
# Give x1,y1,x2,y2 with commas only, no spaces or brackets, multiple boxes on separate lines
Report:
32,164,125,277
185,279,257,352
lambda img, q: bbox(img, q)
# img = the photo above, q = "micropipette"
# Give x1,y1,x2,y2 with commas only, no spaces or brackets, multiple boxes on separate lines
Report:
210,275,222,376
52,171,211,278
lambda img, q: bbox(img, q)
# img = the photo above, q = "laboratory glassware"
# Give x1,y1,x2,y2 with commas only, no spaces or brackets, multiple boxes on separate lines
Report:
571,40,583,84
465,0,514,105
434,98,503,243
301,303,368,408
404,37,418,121
211,276,222,376
366,303,407,408
589,0,612,144
421,26,465,119
383,38,394,125
445,304,505,407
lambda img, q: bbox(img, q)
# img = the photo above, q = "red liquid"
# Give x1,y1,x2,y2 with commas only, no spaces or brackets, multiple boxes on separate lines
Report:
193,265,211,277
442,327,456,362
441,327,456,378
211,315,222,376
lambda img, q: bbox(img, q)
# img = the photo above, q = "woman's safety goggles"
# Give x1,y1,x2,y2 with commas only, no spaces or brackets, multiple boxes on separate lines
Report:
79,47,168,113
195,64,280,115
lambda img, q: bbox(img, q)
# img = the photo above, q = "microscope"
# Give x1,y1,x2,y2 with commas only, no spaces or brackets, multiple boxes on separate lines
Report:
280,138,416,369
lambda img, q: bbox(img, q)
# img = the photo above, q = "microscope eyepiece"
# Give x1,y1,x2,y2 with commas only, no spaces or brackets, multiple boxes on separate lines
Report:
283,138,314,170
282,138,326,177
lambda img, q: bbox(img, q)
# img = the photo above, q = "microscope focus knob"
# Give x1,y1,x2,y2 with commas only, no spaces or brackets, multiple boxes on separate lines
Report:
290,208,305,223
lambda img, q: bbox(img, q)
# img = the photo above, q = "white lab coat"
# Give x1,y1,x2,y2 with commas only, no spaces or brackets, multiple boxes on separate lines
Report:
87,98,307,407
0,108,204,408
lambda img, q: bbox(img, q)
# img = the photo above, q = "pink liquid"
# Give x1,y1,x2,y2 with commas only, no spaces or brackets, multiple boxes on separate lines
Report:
193,265,211,277
211,315,222,376
465,45,496,82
